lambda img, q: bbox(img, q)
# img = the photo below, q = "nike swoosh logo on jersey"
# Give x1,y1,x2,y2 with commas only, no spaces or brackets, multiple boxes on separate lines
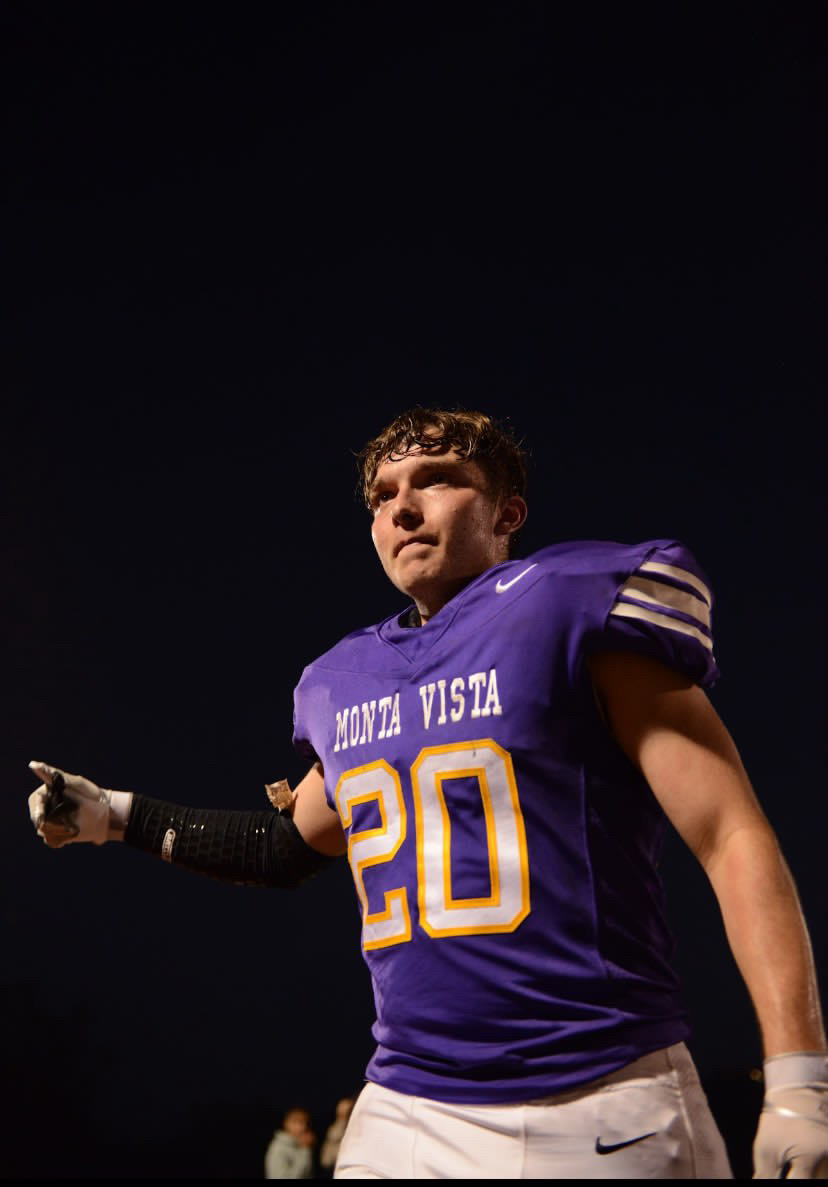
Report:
494,563,538,593
595,1132,658,1155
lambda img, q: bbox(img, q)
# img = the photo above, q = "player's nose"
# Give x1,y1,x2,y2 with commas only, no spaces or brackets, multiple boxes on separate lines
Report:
391,486,423,528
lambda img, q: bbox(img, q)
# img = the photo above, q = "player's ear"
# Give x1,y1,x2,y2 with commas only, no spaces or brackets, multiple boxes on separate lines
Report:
495,494,528,538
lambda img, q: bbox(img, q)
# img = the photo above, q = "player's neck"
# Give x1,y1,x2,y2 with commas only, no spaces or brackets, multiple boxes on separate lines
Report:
410,570,490,625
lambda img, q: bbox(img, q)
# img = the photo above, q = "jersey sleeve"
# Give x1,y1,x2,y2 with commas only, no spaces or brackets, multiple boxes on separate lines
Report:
292,660,326,764
592,540,719,687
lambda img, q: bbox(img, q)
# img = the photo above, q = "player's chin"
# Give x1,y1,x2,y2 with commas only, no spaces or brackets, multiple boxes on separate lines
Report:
389,553,437,588
397,574,452,611
390,574,426,601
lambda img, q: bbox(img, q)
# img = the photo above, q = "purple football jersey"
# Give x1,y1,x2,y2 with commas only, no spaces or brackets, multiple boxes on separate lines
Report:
292,539,718,1103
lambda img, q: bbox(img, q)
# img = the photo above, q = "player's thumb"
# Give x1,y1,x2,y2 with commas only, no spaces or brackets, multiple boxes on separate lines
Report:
29,760,62,785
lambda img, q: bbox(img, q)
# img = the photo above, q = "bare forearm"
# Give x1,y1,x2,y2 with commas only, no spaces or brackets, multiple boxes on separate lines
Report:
704,822,825,1057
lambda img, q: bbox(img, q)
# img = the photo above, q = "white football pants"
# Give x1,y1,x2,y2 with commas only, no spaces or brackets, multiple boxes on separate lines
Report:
334,1042,733,1179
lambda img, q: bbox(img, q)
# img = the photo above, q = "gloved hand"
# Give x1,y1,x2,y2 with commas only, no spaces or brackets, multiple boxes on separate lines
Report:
28,760,132,847
753,1052,828,1178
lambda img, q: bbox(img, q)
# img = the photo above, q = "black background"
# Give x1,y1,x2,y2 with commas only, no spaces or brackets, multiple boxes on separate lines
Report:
2,2,826,1179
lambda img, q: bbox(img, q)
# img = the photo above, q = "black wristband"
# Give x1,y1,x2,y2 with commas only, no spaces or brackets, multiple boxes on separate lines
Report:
124,794,335,888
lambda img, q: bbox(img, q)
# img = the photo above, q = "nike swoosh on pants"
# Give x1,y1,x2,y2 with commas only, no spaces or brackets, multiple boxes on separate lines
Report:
595,1132,658,1155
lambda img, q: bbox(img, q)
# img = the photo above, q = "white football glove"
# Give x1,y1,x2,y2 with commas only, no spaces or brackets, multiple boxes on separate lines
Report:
28,760,132,847
754,1052,828,1178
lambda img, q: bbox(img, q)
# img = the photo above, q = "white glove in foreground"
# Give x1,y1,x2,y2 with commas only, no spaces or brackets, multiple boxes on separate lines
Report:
754,1052,828,1179
28,760,132,846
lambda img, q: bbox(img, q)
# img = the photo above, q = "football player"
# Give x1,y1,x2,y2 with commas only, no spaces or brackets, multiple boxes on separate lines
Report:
29,407,827,1178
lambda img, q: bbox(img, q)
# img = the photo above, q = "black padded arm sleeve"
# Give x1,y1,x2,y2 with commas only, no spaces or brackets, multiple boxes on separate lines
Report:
124,794,336,888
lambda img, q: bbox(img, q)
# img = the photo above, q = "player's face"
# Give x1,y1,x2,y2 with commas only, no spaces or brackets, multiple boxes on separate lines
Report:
369,444,514,620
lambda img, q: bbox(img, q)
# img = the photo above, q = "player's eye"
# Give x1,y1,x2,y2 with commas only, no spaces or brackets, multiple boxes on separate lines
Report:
371,489,394,510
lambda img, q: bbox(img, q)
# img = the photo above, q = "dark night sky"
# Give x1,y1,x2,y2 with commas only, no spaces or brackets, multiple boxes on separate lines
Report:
2,2,826,1178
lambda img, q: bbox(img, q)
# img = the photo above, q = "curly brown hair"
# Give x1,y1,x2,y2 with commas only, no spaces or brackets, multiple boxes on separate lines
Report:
355,406,529,510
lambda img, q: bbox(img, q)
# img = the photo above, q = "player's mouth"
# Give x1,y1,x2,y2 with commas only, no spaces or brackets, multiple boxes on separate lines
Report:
395,536,437,557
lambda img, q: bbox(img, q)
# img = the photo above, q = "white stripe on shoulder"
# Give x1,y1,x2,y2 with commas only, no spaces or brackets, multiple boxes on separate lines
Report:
638,560,712,605
610,601,714,652
618,575,712,630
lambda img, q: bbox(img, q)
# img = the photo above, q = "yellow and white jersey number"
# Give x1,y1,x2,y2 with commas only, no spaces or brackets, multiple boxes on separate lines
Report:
335,740,530,951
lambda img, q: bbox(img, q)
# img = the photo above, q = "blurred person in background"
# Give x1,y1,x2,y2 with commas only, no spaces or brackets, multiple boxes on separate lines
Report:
319,1096,356,1179
264,1105,316,1179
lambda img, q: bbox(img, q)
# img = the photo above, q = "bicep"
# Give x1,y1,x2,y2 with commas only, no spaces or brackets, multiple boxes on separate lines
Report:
588,650,770,867
290,762,347,857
